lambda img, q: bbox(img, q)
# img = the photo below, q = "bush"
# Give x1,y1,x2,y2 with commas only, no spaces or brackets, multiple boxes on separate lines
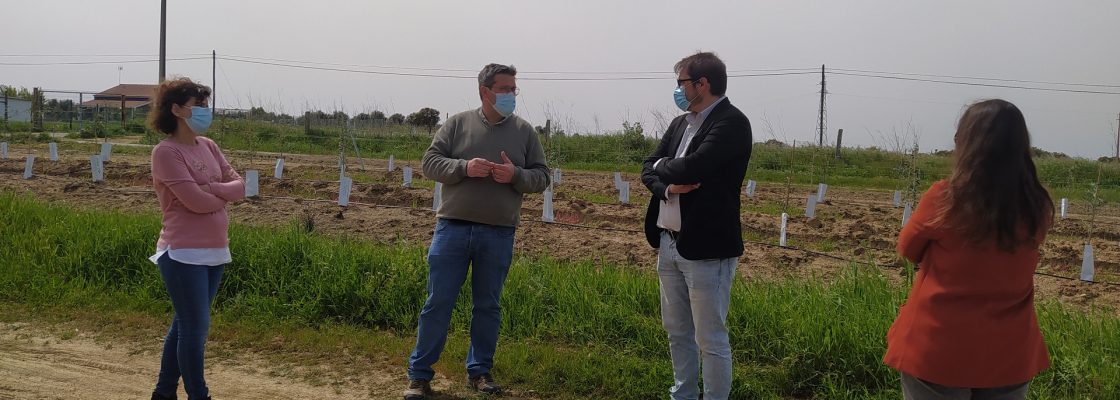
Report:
256,127,278,142
126,120,147,134
80,121,105,139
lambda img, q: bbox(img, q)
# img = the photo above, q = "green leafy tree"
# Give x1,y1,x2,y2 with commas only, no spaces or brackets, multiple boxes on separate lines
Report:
0,85,33,100
406,107,441,134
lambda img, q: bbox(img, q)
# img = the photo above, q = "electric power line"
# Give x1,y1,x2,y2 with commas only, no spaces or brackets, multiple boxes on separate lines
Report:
0,57,210,66
216,59,241,110
832,67,1120,89
829,71,1120,96
217,56,819,81
220,54,819,76
0,53,209,57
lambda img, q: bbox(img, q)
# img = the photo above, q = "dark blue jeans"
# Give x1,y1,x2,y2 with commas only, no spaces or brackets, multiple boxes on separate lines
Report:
153,253,224,400
408,218,516,381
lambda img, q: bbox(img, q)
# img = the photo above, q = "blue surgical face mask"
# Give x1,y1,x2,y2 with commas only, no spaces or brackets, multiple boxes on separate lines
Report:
492,92,516,117
674,87,691,112
185,106,213,134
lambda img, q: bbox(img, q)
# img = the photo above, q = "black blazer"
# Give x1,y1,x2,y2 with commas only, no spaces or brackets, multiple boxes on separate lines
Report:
641,99,752,260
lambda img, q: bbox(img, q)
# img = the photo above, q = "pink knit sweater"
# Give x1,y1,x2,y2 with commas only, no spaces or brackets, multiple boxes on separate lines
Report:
151,136,244,249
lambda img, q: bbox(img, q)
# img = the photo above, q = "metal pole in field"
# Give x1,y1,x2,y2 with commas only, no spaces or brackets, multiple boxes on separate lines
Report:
212,50,217,113
1115,112,1119,159
78,93,83,133
817,64,826,147
119,94,126,132
159,0,167,82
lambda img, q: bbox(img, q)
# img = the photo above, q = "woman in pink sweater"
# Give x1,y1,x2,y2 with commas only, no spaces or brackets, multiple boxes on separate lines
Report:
146,78,243,400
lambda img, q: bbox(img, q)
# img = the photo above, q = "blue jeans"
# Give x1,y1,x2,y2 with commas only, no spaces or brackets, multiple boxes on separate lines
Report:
657,232,737,400
153,253,224,400
408,218,516,381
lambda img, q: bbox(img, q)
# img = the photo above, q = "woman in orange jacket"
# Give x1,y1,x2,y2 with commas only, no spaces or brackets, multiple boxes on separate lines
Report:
884,99,1053,399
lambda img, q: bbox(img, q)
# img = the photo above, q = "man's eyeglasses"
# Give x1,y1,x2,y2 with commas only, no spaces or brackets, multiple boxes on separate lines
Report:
489,86,520,96
676,77,701,88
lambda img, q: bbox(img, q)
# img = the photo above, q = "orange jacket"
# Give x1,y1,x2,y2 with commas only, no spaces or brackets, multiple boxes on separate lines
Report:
883,180,1050,388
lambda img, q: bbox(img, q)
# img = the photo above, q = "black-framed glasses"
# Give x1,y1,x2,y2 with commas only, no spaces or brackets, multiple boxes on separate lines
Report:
676,77,700,87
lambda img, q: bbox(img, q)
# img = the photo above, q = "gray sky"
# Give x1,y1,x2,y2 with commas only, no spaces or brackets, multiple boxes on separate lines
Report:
3,0,1119,158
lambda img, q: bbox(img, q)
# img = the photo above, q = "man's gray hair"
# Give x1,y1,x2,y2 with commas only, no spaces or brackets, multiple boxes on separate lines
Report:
478,63,517,87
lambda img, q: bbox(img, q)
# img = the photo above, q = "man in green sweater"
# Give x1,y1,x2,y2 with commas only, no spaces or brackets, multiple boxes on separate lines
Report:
404,63,551,400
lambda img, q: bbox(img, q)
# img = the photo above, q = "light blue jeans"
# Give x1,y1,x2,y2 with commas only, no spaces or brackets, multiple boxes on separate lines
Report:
657,231,737,400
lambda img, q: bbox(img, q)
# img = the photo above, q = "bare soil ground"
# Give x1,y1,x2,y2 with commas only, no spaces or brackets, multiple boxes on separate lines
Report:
0,313,540,400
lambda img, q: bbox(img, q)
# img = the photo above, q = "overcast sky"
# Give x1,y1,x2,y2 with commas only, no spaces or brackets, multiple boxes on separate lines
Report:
3,0,1118,157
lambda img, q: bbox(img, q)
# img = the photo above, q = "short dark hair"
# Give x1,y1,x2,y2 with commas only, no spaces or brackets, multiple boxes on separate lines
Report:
478,63,517,87
147,77,211,134
674,52,727,96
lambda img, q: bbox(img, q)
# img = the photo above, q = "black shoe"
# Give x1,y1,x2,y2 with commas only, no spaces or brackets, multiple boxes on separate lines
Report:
151,392,176,400
403,379,432,400
468,373,502,395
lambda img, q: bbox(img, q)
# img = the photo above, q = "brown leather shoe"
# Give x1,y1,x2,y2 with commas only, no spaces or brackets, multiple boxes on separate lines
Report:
403,379,432,400
468,373,502,395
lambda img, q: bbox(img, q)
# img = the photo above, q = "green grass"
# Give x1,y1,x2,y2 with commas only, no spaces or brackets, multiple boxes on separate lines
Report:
202,118,432,161
3,187,1120,398
745,199,792,217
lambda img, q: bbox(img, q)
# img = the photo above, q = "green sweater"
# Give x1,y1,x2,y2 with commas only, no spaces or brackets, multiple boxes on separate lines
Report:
422,108,551,227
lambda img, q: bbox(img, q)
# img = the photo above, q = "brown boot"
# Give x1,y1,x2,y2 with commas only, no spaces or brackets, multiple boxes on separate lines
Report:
403,379,432,400
468,373,502,395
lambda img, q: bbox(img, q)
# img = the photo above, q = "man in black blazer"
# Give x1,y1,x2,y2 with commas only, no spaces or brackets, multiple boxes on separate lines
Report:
640,52,752,400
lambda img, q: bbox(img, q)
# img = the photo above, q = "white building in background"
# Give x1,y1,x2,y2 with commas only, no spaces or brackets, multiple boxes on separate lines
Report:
1,97,32,122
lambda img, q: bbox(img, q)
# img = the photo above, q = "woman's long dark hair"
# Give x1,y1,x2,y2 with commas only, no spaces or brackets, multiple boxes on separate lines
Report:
939,99,1053,252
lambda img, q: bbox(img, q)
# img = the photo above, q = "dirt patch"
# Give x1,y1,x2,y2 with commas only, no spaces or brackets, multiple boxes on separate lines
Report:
0,316,546,400
0,321,396,399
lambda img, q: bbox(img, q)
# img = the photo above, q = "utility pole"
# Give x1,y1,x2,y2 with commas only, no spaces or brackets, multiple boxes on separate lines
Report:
120,94,126,132
212,50,217,113
159,0,167,82
817,64,827,147
1115,112,1120,159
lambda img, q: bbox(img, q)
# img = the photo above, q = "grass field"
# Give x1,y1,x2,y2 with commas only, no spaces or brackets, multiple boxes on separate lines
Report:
2,192,1118,399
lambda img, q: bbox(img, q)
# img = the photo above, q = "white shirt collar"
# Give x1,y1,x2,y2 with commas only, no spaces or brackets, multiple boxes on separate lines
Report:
685,96,727,126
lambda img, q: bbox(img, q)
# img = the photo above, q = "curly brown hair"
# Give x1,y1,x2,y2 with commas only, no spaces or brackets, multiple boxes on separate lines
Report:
146,77,211,135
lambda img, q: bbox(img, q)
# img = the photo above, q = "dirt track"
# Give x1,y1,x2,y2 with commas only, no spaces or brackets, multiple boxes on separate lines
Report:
0,321,397,399
0,319,547,400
